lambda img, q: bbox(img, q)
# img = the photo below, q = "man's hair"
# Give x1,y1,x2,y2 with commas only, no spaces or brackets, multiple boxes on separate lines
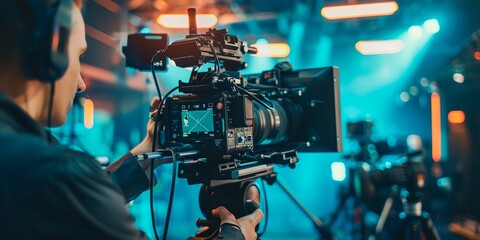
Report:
0,0,82,70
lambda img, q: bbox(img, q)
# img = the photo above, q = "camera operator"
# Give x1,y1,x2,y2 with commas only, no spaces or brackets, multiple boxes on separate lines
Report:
0,0,262,239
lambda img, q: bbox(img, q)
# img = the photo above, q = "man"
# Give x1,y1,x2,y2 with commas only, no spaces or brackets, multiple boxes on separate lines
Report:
0,0,263,239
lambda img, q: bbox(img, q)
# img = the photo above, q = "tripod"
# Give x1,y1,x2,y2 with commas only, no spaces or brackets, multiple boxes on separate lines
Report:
375,188,440,240
327,161,378,240
189,172,335,240
375,155,441,240
397,191,440,240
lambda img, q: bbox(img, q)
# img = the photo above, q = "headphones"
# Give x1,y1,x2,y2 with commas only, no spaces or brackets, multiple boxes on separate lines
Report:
19,0,72,83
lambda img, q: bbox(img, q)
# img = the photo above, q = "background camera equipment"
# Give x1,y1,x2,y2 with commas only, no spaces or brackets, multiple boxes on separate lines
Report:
363,151,441,240
124,7,342,239
335,133,440,240
327,120,386,239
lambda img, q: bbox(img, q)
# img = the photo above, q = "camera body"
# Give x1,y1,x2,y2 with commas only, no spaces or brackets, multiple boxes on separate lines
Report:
159,64,342,186
164,91,254,158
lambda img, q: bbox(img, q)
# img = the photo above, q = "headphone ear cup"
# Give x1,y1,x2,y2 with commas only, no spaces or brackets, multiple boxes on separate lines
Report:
47,0,72,82
21,0,72,83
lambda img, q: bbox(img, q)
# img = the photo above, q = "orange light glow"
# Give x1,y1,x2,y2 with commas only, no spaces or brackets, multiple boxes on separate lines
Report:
321,1,398,20
475,51,480,61
157,14,217,29
251,43,290,58
84,99,94,129
51,26,60,53
448,110,465,124
431,93,441,162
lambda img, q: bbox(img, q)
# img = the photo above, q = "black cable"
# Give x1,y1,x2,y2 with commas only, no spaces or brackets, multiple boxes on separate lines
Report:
46,81,55,143
149,51,180,240
162,151,177,240
149,85,178,240
149,51,162,240
152,87,178,240
234,85,274,110
151,51,163,100
204,39,220,74
149,154,159,240
257,179,269,237
200,69,217,83
157,86,179,116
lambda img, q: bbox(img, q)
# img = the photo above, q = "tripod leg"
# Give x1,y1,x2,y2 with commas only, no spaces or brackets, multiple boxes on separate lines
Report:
328,192,348,226
394,216,408,240
420,212,441,240
275,177,335,240
375,196,394,234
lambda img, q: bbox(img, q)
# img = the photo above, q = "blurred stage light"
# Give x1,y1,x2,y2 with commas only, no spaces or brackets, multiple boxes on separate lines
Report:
448,110,465,124
157,14,217,28
331,162,346,182
321,1,398,20
252,43,291,58
453,73,465,83
355,40,404,55
139,26,151,34
408,26,423,39
400,91,410,102
420,77,429,87
431,92,442,162
423,19,440,34
255,38,269,45
474,51,480,61
409,86,419,96
84,99,94,129
437,177,452,191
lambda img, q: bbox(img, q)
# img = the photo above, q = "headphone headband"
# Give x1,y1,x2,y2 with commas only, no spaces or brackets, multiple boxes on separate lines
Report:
20,0,72,83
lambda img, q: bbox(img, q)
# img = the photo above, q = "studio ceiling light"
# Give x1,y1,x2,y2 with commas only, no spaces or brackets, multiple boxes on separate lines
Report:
251,43,291,58
355,40,404,55
157,14,217,28
321,1,398,20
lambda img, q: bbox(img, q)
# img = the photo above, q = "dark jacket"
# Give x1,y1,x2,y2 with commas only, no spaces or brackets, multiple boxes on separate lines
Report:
0,92,244,240
0,92,149,239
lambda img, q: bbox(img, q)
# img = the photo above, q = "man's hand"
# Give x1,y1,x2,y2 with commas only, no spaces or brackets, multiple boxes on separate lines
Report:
131,97,161,156
129,97,163,181
212,206,264,240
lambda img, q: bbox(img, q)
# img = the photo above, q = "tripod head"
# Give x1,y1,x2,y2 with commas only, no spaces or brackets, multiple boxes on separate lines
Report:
193,181,262,238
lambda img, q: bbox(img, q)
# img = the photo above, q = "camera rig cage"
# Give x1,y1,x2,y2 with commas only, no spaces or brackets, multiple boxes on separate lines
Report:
124,9,343,188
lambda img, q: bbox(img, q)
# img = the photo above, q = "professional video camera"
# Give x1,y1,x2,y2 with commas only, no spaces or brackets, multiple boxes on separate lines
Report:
331,124,439,239
352,147,426,202
138,10,343,188
124,8,342,238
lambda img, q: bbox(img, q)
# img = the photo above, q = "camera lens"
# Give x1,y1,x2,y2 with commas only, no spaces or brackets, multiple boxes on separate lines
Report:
253,99,304,146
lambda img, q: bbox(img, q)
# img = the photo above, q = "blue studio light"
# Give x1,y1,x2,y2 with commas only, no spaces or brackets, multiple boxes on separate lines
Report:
139,26,151,34
408,25,423,39
331,162,346,182
255,37,269,45
423,19,440,34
